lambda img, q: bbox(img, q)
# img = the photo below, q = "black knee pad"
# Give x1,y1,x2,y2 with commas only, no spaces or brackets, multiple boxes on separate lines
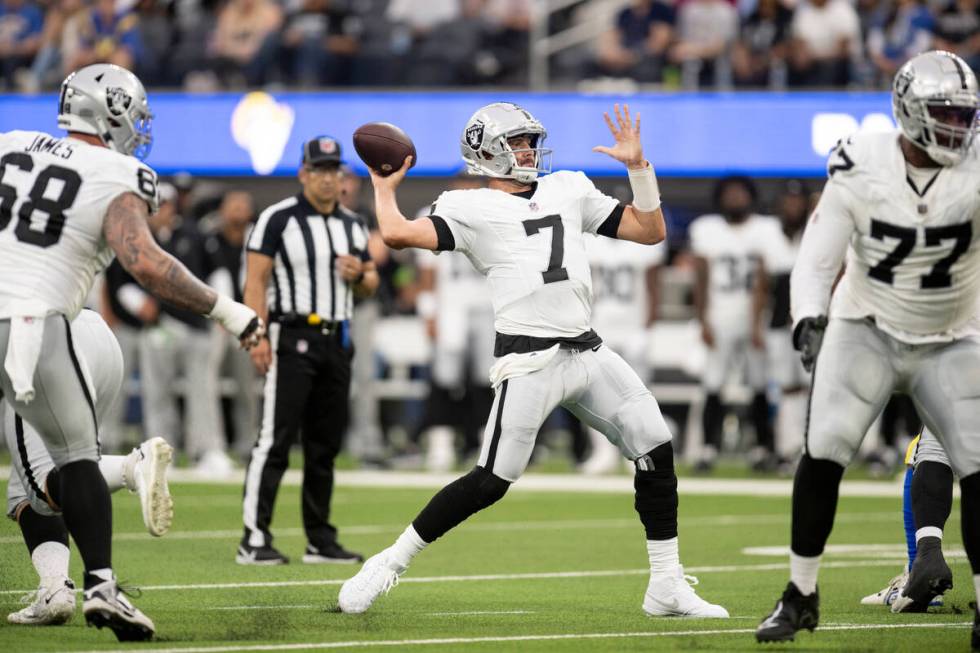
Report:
470,466,511,509
634,443,678,540
634,441,675,472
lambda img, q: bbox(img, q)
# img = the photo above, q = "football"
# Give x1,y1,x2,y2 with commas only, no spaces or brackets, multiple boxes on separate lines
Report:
353,122,417,176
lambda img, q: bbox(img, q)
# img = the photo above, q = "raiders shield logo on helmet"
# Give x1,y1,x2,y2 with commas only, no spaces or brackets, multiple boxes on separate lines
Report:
465,122,484,151
106,86,132,117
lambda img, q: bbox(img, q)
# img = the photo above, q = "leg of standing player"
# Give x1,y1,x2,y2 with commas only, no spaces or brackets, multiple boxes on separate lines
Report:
338,351,578,614
757,318,897,642
698,327,739,471
566,344,727,617
745,342,775,470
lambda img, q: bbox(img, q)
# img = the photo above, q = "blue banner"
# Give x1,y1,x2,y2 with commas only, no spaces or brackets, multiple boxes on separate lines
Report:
0,91,894,177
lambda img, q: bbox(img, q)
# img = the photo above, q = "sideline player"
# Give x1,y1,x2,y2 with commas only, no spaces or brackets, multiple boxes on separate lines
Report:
756,51,980,648
4,309,174,625
338,102,728,618
0,63,263,641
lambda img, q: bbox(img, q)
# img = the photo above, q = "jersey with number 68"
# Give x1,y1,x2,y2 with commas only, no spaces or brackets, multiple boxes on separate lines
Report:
428,170,622,338
0,130,158,320
791,129,980,342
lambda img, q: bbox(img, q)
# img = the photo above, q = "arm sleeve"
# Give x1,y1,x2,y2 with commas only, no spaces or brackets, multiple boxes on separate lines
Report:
428,191,476,253
577,172,622,235
246,206,286,257
789,179,856,327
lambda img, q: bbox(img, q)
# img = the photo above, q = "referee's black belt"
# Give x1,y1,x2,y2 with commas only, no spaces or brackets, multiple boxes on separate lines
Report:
271,312,346,335
493,329,602,357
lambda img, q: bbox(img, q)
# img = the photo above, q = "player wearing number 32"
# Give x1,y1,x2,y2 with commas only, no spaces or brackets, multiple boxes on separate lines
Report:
756,50,980,648
339,102,728,618
0,64,264,642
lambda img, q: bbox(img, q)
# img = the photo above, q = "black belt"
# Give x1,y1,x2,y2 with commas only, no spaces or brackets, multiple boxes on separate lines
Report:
493,329,602,357
272,312,345,335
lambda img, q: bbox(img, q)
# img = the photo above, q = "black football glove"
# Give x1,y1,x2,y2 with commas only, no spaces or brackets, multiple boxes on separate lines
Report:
792,315,828,372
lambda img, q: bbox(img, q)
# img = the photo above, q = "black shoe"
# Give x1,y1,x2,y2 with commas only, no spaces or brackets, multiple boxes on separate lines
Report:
891,537,952,613
236,543,289,565
756,582,819,643
302,541,364,564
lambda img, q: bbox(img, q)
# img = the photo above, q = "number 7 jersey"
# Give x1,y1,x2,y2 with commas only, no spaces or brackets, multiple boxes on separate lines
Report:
0,130,158,320
428,170,621,338
792,129,980,342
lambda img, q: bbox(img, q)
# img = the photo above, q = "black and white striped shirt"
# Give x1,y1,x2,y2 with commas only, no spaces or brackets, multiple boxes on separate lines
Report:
246,194,371,321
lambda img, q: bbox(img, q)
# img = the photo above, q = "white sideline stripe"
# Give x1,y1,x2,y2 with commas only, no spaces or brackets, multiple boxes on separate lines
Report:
0,559,909,596
0,465,926,497
0,510,911,545
69,622,971,653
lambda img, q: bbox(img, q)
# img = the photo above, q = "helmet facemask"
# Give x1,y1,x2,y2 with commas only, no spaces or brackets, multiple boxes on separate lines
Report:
501,132,552,184
461,103,553,184
914,101,978,165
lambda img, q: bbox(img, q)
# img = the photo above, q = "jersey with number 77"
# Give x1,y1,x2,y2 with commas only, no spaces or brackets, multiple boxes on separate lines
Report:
0,130,159,320
791,129,980,344
428,170,623,339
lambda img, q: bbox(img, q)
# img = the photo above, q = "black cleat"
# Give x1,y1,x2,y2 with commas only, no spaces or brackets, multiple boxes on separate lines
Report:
236,543,289,565
82,580,155,642
890,537,952,613
756,582,819,643
302,542,364,564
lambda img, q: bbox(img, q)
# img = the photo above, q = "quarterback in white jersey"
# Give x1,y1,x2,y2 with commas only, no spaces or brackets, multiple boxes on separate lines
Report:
757,51,980,648
339,103,727,619
0,64,263,642
690,176,783,471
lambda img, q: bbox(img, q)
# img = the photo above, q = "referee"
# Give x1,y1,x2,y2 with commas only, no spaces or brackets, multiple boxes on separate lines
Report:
237,136,379,565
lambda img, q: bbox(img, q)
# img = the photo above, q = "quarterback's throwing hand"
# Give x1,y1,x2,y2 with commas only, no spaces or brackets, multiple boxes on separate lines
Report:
368,155,413,191
793,315,828,372
593,104,645,169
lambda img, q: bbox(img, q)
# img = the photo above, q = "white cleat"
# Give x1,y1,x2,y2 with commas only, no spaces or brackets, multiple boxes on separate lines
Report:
861,568,908,606
337,549,405,614
643,566,729,618
7,578,76,625
127,437,174,537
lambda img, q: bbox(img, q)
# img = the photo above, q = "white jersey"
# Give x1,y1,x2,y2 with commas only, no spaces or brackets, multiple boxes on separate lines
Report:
431,170,620,338
690,213,784,327
0,130,158,320
792,130,980,342
587,235,665,335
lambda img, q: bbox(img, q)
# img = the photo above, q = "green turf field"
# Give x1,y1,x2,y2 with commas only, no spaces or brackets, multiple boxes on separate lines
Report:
0,478,974,652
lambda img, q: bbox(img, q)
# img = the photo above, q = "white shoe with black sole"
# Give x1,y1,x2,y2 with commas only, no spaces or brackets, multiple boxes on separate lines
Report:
82,579,154,642
127,437,174,537
236,544,289,565
7,578,76,625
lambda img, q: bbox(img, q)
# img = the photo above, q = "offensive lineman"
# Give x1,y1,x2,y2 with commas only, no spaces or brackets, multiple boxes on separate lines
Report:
0,64,263,641
338,102,728,618
5,309,173,625
756,51,980,649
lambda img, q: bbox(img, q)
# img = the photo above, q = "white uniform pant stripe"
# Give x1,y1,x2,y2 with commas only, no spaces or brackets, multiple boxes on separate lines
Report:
242,323,280,547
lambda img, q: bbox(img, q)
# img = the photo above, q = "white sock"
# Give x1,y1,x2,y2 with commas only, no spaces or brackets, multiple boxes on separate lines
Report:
647,537,680,576
87,567,114,584
388,525,427,570
790,552,820,596
915,526,943,542
32,541,70,585
98,454,131,493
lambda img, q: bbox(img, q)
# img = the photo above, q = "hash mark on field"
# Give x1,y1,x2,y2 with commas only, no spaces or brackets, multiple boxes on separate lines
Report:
1,559,909,596
69,621,971,653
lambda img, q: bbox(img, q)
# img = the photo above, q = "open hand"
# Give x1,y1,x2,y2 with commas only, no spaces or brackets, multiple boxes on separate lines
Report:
593,104,645,169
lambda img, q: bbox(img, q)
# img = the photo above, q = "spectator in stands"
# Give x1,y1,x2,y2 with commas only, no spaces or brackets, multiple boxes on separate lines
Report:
867,0,933,84
0,0,43,89
387,0,483,86
134,0,173,86
933,0,980,70
280,0,357,86
669,0,739,88
208,0,282,87
788,0,861,86
594,0,675,83
731,0,793,87
63,0,143,74
478,0,532,84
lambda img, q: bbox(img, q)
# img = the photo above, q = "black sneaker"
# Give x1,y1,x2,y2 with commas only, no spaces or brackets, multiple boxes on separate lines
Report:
891,537,952,613
756,582,819,643
302,542,364,564
236,543,289,566
82,579,155,642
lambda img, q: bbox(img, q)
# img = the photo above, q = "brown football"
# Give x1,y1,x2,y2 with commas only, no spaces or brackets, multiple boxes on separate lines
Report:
353,122,417,176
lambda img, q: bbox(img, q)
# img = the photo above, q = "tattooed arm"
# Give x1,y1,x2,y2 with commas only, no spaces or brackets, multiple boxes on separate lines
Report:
104,192,264,348
103,192,219,314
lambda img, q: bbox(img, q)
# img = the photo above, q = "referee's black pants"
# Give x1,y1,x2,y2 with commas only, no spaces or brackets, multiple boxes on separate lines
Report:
241,323,351,550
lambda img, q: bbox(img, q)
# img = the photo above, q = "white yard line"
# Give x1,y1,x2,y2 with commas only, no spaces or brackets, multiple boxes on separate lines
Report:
207,605,320,611
425,611,535,616
68,621,971,653
0,559,908,596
